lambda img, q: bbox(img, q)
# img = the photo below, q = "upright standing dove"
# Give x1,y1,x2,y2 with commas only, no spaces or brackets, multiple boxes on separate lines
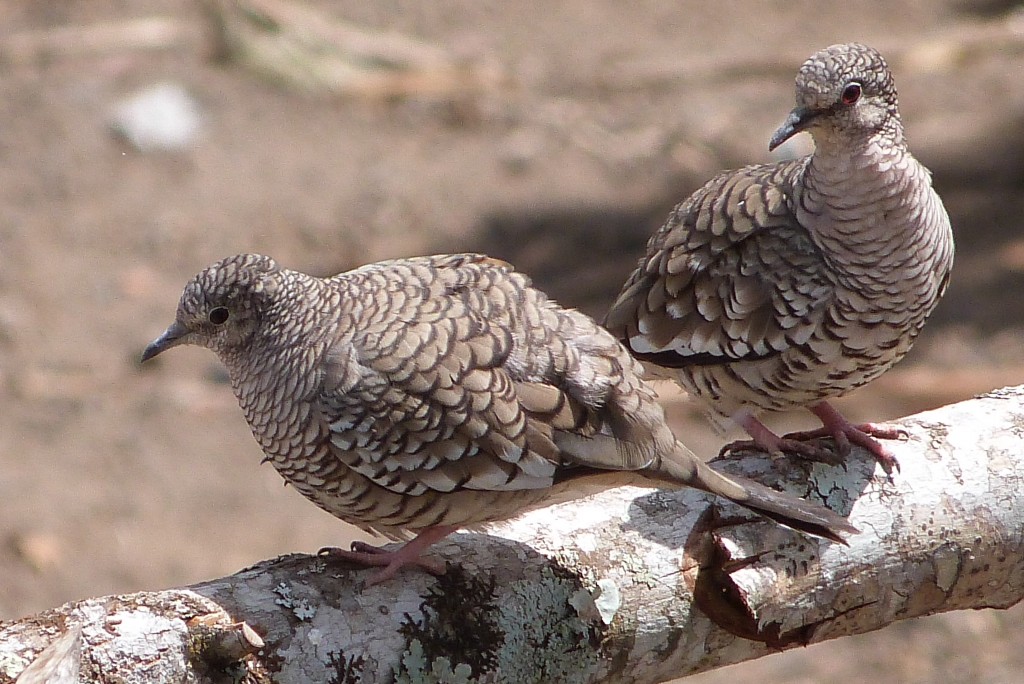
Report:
143,253,854,584
604,43,954,472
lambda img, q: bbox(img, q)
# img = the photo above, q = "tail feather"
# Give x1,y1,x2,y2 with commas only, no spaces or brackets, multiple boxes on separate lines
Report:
658,444,858,544
555,432,857,543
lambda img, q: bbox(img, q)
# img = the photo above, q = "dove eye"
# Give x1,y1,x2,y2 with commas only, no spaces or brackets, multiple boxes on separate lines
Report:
840,82,862,105
208,307,230,325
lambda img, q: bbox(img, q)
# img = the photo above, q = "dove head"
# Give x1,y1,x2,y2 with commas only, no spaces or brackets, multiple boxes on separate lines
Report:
769,43,900,152
142,254,282,363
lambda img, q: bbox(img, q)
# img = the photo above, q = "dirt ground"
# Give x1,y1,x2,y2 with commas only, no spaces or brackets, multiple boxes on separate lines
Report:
2,1,1024,682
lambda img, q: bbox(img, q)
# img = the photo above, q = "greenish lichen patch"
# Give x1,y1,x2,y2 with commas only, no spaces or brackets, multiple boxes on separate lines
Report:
395,563,605,683
491,566,601,684
396,640,474,684
272,582,318,621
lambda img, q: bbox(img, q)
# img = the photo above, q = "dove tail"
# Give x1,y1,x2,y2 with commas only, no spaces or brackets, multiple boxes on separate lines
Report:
655,443,858,543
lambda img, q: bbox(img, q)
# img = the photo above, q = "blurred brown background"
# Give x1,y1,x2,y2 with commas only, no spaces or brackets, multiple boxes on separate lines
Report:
2,1,1023,681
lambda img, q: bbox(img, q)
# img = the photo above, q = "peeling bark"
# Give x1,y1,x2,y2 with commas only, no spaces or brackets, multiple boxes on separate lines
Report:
2,387,1024,684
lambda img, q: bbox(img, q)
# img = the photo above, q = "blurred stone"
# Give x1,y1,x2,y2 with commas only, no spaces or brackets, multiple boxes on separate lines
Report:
498,128,546,174
10,531,62,573
109,82,202,153
998,238,1024,271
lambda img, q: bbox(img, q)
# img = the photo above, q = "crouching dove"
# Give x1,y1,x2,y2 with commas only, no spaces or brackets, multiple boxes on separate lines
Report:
143,253,856,584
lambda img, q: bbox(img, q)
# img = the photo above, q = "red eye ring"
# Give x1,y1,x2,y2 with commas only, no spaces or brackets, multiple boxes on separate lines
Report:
841,82,862,105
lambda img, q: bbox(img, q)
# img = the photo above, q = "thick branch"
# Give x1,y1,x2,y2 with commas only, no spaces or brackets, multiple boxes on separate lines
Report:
3,387,1023,683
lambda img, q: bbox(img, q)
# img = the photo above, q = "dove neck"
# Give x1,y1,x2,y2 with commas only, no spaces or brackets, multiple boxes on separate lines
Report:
795,129,943,270
226,273,339,384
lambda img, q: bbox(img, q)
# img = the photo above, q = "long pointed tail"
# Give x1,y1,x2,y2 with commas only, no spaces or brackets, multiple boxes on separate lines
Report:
656,443,858,543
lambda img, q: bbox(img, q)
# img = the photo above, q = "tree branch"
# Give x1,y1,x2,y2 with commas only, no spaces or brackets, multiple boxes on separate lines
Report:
3,387,1024,684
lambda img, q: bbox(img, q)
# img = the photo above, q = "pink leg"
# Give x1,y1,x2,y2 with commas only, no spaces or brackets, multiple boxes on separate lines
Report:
782,402,903,473
319,525,458,586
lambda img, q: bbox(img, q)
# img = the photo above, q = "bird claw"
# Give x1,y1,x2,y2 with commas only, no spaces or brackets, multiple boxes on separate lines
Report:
783,420,902,474
720,437,844,466
348,540,387,555
317,525,457,585
318,543,447,586
784,422,906,442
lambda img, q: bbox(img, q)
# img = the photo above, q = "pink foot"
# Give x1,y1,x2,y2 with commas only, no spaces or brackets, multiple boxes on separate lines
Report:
787,402,904,473
725,404,902,474
319,525,457,586
721,415,844,465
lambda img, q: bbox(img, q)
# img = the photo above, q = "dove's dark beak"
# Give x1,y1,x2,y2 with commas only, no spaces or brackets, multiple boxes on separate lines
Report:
768,106,819,151
141,321,189,362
